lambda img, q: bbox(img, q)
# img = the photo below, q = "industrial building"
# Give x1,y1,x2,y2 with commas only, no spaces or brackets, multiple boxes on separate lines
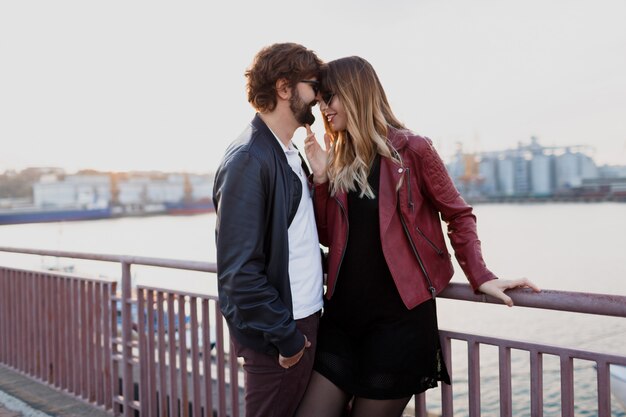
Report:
32,172,214,212
447,137,622,201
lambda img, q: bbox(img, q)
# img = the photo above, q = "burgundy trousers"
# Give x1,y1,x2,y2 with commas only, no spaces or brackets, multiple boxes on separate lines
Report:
232,312,320,417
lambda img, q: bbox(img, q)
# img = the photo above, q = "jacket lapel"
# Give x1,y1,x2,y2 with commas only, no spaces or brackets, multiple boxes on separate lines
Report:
379,155,404,236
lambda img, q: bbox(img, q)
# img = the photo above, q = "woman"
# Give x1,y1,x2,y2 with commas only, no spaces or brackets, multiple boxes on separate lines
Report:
296,56,540,417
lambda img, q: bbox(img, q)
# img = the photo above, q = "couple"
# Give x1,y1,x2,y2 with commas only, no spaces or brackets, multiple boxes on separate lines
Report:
212,43,539,417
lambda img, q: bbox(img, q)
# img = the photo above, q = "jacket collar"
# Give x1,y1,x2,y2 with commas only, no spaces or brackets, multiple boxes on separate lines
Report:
379,155,403,237
379,125,411,235
334,125,410,230
251,113,290,164
387,125,410,152
252,113,313,177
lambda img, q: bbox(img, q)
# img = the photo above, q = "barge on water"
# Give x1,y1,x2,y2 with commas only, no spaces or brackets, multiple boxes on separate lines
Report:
0,205,112,225
0,199,215,225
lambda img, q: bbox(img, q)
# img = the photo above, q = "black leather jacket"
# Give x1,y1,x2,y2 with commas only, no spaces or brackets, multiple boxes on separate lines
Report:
212,114,307,357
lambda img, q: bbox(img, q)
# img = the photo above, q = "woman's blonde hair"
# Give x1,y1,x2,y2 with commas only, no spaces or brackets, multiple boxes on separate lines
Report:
321,56,405,197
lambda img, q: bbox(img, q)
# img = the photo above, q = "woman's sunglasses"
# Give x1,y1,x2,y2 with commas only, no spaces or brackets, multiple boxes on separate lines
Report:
300,80,335,107
321,92,335,107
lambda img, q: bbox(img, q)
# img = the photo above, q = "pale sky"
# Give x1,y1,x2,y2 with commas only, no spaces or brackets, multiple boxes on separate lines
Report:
1,0,625,174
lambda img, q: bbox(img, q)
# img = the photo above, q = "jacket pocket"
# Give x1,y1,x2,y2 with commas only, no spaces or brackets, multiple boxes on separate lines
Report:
415,226,444,256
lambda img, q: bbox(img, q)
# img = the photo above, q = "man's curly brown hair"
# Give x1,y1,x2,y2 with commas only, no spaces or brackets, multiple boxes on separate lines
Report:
245,43,323,113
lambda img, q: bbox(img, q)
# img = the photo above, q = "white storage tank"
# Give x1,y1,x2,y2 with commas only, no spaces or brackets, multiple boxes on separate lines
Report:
530,154,553,196
580,154,598,180
497,157,515,196
479,157,498,196
556,150,580,189
513,156,530,195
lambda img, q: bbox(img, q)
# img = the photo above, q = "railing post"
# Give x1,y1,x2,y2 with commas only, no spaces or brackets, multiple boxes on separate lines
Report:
137,288,148,417
441,334,454,417
530,350,544,417
596,361,611,416
468,340,481,417
498,346,512,417
560,356,574,416
121,261,134,417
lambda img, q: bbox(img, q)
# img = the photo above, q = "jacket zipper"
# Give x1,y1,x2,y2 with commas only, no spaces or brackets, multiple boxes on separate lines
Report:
330,195,349,297
398,199,436,299
415,226,444,256
405,167,414,212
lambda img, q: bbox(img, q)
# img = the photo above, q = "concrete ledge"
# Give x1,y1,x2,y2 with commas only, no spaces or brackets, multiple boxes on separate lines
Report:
0,366,110,417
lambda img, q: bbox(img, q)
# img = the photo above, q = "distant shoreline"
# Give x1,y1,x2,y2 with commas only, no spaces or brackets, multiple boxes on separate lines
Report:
468,195,626,205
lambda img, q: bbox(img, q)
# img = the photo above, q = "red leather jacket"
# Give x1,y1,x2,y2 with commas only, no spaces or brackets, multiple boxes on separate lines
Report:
313,127,497,309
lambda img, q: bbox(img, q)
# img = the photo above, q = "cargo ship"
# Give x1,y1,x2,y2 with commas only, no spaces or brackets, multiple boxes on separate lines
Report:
0,199,214,225
0,205,112,225
164,198,214,215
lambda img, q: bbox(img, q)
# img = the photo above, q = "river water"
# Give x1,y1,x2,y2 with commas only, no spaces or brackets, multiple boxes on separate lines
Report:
1,202,625,416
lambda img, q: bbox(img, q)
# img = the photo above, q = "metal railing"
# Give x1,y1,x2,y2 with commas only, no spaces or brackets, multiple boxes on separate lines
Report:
1,246,625,417
0,266,116,407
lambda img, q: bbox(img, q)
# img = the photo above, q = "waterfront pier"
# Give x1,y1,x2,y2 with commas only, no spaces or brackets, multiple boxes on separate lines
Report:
1,246,625,416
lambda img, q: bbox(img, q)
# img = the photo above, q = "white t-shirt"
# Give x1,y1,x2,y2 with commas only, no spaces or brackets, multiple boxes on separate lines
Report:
274,135,324,320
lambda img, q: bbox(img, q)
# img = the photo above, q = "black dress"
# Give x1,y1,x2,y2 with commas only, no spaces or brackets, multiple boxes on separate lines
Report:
314,154,451,400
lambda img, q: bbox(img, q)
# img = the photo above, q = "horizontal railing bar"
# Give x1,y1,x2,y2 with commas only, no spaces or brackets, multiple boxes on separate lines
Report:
0,265,116,283
441,329,626,365
3,246,625,319
137,285,219,300
439,283,626,317
3,247,625,318
0,246,217,273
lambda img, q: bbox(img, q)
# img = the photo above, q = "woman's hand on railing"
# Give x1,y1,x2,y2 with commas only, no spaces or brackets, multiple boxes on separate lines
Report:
478,278,541,307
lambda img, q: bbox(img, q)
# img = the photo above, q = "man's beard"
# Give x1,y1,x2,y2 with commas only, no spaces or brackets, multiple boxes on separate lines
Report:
290,90,316,126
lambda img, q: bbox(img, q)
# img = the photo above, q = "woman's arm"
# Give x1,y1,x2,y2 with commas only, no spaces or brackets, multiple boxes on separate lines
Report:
416,137,540,303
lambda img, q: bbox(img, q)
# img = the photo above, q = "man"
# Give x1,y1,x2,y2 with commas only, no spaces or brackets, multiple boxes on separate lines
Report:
212,43,325,417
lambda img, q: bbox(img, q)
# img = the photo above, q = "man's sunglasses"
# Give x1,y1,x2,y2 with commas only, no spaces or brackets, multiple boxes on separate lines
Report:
300,80,335,107
300,80,320,95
